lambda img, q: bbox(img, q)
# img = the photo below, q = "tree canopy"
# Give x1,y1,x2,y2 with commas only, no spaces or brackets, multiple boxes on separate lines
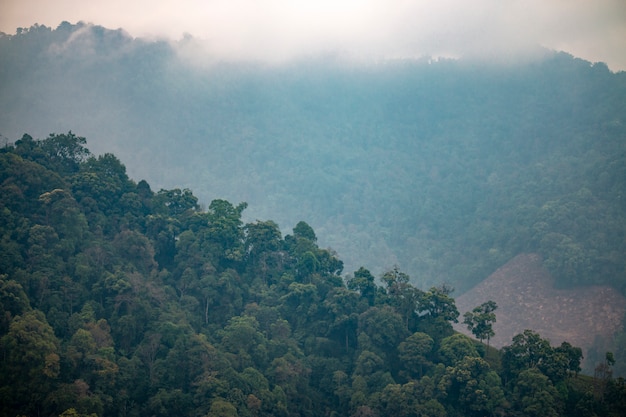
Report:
1,134,622,417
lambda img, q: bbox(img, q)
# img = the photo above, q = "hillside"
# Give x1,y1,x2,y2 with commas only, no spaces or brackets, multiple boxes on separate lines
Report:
1,22,626,295
2,134,625,416
454,254,626,373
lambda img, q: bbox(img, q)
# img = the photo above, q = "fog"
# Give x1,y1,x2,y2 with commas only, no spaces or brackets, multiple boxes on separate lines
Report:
1,0,625,69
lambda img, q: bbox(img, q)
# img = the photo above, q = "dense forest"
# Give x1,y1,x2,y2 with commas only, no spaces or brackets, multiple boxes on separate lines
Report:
1,133,625,416
1,22,625,294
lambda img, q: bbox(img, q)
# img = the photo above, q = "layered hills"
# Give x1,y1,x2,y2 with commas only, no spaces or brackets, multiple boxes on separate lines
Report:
1,22,625,297
1,133,625,416
2,21,626,414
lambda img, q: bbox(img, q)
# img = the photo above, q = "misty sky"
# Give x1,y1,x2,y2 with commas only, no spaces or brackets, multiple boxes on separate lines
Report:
1,0,625,69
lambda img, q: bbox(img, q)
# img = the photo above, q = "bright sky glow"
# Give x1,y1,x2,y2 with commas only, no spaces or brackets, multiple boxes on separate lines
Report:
1,0,625,69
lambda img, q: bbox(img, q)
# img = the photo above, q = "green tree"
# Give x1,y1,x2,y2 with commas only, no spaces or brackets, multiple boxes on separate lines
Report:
502,329,577,384
377,379,446,417
206,199,248,268
280,282,319,331
293,220,317,242
381,267,422,330
502,330,551,380
511,368,560,417
323,287,360,352
352,350,395,401
38,188,87,250
358,305,409,359
346,267,377,306
0,310,61,416
209,269,246,327
463,300,497,348
155,188,199,217
0,275,31,333
66,328,97,372
207,399,239,417
418,284,459,323
398,332,434,379
438,333,480,367
112,229,157,274
440,356,504,416
268,352,311,401
244,220,283,284
219,315,268,370
71,152,135,232
146,388,193,417
40,131,91,174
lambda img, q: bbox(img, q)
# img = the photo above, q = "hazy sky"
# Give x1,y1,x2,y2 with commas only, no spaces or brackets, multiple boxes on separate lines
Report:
1,0,625,69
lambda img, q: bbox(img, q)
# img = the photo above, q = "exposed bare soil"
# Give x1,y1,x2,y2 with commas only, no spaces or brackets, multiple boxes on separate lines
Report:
453,253,625,358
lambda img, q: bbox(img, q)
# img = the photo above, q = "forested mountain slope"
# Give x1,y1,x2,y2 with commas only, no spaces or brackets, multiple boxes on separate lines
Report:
1,22,625,294
1,133,625,416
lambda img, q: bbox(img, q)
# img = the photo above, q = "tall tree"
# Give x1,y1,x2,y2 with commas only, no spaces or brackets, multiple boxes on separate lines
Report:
40,132,91,174
511,369,560,417
438,333,480,367
502,329,578,384
206,199,248,268
323,287,360,352
463,300,497,348
244,220,283,284
398,332,434,379
0,310,61,416
381,267,422,330
440,356,505,417
346,267,377,306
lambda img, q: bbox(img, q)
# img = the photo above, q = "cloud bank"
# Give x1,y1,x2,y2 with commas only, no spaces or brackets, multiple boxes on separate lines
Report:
1,0,625,69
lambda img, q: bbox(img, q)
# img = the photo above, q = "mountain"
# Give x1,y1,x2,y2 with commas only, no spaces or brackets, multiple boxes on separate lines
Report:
2,133,624,417
1,22,625,295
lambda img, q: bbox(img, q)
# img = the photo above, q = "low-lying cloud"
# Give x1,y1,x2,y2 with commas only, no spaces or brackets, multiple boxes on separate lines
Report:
2,0,625,69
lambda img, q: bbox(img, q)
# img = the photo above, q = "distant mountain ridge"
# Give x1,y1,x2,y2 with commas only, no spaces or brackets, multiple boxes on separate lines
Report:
1,22,625,294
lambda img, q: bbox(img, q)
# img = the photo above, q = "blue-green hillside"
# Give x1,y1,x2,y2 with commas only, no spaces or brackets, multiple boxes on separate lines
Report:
1,22,625,294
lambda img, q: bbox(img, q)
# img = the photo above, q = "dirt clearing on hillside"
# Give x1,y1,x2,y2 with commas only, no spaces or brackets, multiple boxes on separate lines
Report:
454,253,625,358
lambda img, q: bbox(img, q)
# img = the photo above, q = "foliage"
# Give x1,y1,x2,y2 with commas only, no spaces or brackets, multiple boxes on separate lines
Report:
0,134,621,416
463,300,497,347
2,23,625,297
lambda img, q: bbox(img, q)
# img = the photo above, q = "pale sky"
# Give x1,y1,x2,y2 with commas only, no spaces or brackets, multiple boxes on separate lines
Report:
1,0,625,69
